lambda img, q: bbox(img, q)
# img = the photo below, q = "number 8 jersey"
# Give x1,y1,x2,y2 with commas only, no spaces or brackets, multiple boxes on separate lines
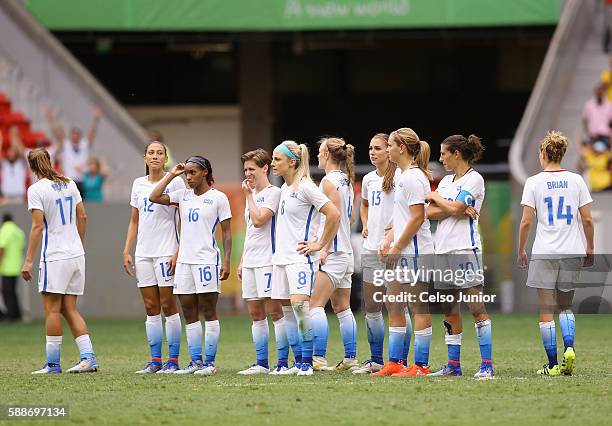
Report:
520,170,593,257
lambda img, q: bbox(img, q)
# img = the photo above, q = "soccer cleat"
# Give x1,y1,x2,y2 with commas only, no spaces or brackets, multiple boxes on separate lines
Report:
268,364,289,375
238,364,270,375
174,360,204,375
428,364,463,377
537,364,560,376
296,363,313,376
335,357,359,371
473,362,494,380
352,359,384,375
66,357,98,373
32,363,62,374
277,362,301,375
560,347,575,376
135,361,162,374
194,362,217,376
156,360,179,374
370,361,405,376
391,364,430,377
313,356,334,371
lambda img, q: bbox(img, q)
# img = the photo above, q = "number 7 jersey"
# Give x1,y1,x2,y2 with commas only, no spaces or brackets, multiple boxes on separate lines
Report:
520,170,593,256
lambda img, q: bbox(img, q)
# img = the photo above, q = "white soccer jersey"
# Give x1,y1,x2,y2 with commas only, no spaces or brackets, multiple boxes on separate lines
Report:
130,174,185,258
361,168,401,250
318,171,354,254
434,169,485,254
521,170,593,256
393,167,434,256
27,178,84,262
168,187,232,265
242,185,282,268
272,179,330,265
60,138,89,182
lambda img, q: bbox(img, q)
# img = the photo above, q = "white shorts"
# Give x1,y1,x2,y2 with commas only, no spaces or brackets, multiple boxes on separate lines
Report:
38,256,85,295
135,256,175,288
271,261,319,299
527,258,582,292
174,263,220,295
362,249,387,284
395,254,434,284
320,252,353,289
242,266,273,299
434,250,484,289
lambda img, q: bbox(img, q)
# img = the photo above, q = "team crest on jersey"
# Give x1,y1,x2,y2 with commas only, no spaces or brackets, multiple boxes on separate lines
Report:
257,196,265,203
290,192,299,198
202,199,214,205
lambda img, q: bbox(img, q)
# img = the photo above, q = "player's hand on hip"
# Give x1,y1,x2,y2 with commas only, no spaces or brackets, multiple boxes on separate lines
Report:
297,241,320,256
123,253,135,277
320,249,329,265
517,251,528,269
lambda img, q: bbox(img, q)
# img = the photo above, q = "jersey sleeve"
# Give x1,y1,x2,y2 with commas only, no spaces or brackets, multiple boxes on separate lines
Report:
217,192,232,221
71,180,83,205
262,187,281,214
520,177,536,208
301,180,330,211
455,173,484,206
404,174,426,206
27,185,43,211
167,188,185,206
169,176,186,192
361,173,370,201
130,180,139,209
578,176,594,207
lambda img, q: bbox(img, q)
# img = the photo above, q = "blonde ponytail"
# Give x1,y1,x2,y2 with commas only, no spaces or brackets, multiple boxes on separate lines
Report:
319,136,355,184
391,127,432,181
417,140,433,181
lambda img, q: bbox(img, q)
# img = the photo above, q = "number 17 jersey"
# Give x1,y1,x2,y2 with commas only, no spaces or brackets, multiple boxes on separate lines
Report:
520,170,593,257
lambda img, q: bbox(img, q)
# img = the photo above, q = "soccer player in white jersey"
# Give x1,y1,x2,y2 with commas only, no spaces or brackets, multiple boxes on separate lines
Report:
270,140,341,376
149,156,232,376
123,142,185,374
372,128,434,377
518,131,594,376
22,148,98,374
353,133,414,375
426,134,493,379
309,137,359,372
236,149,290,375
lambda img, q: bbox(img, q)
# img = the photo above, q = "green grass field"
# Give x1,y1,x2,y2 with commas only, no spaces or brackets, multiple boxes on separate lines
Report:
1,314,611,425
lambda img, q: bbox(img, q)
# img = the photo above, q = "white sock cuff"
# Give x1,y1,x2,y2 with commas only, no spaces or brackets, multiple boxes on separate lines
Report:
475,319,491,329
205,320,220,329
336,309,353,319
365,311,383,321
146,314,162,324
46,335,63,343
415,326,432,336
539,320,555,329
185,321,202,331
282,306,294,315
252,319,268,328
559,309,574,316
445,333,462,345
310,306,325,316
273,317,286,327
165,313,181,323
389,326,406,333
75,334,90,344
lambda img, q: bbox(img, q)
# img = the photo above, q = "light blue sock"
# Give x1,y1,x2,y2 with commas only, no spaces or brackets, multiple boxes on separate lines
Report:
539,321,557,366
283,306,302,363
445,332,462,366
292,301,313,365
165,313,181,362
204,320,220,364
559,310,575,350
273,318,289,366
145,315,163,362
337,308,357,358
185,321,203,362
475,319,493,364
388,326,406,364
414,327,432,367
311,307,329,357
46,335,62,366
402,307,413,364
252,319,269,368
365,311,385,364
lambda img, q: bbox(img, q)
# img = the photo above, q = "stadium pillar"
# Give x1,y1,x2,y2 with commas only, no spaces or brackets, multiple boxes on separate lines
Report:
239,34,275,154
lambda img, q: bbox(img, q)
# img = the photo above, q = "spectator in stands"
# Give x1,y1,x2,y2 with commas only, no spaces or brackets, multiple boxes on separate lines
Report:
582,83,612,146
600,55,612,101
47,106,102,196
82,156,108,202
0,213,25,321
0,127,27,204
581,140,612,192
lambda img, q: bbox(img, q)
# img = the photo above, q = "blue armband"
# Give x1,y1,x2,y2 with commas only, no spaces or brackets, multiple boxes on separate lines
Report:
455,190,475,206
